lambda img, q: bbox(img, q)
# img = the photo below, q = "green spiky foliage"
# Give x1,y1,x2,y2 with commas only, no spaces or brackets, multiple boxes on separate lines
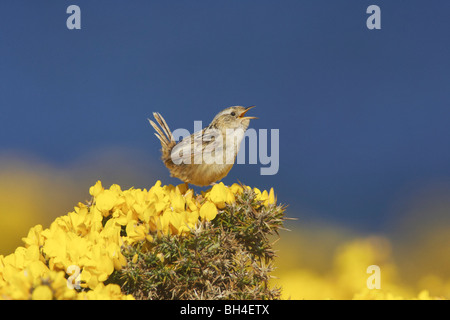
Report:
108,187,288,300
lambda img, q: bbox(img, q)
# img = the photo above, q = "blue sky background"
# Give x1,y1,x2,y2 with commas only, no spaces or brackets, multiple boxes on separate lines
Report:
1,1,450,232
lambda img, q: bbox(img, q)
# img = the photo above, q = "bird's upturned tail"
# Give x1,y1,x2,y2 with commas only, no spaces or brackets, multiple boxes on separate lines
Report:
148,112,176,161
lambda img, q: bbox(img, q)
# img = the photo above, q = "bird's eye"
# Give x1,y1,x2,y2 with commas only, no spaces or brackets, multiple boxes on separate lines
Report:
230,112,236,116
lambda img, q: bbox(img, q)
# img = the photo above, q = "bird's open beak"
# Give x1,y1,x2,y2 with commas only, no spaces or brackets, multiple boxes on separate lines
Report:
239,106,258,120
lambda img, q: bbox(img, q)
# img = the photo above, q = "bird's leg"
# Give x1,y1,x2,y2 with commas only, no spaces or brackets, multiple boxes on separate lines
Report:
183,182,192,196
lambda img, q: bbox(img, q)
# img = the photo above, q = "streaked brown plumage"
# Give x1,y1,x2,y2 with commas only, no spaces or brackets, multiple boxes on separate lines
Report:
149,106,256,186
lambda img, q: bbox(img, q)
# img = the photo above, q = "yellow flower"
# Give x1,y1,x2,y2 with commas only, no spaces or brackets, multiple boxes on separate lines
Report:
169,187,186,212
27,260,49,279
95,189,121,215
208,182,235,209
267,188,276,206
89,180,104,197
31,285,53,300
156,253,165,263
22,224,45,248
0,266,77,300
1,179,279,300
125,220,148,244
199,201,218,221
250,187,276,207
80,246,115,289
182,210,199,230
229,183,244,195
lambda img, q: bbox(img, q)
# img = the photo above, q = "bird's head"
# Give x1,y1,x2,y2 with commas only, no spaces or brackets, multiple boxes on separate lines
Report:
210,106,257,131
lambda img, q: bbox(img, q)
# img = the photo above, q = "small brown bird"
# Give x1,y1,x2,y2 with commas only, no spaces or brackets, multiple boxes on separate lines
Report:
149,106,256,186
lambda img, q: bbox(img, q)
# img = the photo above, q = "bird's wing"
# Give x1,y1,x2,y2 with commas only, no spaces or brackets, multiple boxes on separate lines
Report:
170,130,202,165
170,128,224,165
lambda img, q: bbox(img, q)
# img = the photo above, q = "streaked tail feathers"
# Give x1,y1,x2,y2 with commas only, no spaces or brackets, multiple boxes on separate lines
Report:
148,112,176,161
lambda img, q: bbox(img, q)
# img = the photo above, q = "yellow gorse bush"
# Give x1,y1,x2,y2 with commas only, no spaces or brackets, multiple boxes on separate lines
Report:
0,180,275,300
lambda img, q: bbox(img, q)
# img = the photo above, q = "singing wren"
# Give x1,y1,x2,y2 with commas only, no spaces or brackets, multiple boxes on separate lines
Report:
149,106,256,186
